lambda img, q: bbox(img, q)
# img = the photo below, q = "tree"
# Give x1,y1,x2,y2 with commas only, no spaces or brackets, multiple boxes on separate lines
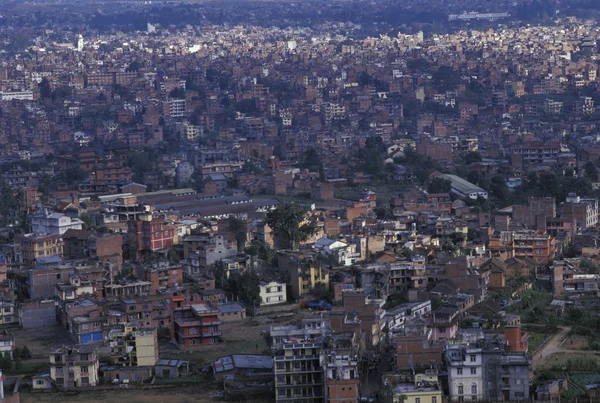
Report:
463,151,482,165
301,148,322,173
169,87,186,99
428,177,452,194
228,216,247,251
585,161,598,181
38,77,51,99
265,202,318,250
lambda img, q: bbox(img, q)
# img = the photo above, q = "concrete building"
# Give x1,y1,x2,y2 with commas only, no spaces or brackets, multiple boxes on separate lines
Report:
31,210,84,236
16,233,64,269
136,261,184,294
386,371,443,403
49,344,99,388
259,281,287,305
274,338,327,403
446,336,531,402
169,294,224,350
326,333,360,403
107,324,159,367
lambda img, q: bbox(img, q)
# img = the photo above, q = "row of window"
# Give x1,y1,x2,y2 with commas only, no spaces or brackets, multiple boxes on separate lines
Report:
456,367,477,375
457,384,478,395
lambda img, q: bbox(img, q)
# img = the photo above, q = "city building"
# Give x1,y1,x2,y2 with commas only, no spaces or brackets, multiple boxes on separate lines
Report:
107,324,159,367
169,294,223,350
49,345,99,388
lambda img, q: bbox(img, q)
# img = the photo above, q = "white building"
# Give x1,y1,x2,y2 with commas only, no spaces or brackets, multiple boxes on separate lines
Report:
31,210,84,235
314,237,358,266
259,281,287,306
1,91,34,101
446,344,484,402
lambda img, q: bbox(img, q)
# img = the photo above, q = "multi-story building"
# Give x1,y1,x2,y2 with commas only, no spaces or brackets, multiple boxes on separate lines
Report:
446,336,531,402
326,333,360,403
270,319,331,351
392,323,442,370
169,294,223,350
28,262,103,299
274,338,326,403
62,230,123,271
107,324,159,367
49,344,99,388
259,281,287,306
127,215,176,258
488,230,556,265
31,210,84,236
509,141,560,165
279,251,330,300
163,98,186,118
136,261,184,294
0,330,14,358
552,260,600,296
329,290,386,348
560,193,598,230
446,343,484,402
16,233,64,269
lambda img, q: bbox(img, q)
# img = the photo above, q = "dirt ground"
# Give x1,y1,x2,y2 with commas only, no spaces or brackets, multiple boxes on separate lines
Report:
11,325,73,357
563,334,590,350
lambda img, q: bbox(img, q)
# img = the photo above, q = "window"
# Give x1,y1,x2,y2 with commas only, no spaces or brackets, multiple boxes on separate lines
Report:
190,328,197,335
55,378,64,385
470,355,476,362
432,397,437,403
80,366,88,373
80,354,89,361
471,384,477,394
472,397,477,402
191,339,198,345
56,274,61,279
36,380,45,385
515,392,525,398
415,399,420,403
81,377,89,385
128,306,136,311
470,368,477,375
55,367,64,374
439,327,446,333
458,385,464,395
457,368,463,375
3,307,10,312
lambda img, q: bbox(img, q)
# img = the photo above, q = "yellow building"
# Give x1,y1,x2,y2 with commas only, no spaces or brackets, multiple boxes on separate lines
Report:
16,233,64,269
108,324,158,367
279,250,330,299
50,345,99,388
390,373,443,403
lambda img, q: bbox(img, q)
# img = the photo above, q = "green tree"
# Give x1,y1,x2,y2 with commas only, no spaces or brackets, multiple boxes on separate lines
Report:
21,345,31,359
38,77,51,99
585,161,598,181
265,202,318,250
301,148,323,173
428,177,452,194
169,87,186,99
463,151,482,165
